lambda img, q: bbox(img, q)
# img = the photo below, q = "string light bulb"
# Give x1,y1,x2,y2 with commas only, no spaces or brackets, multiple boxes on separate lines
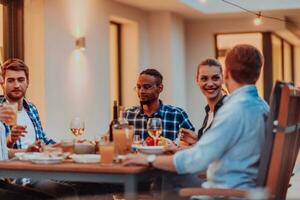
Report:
254,12,262,26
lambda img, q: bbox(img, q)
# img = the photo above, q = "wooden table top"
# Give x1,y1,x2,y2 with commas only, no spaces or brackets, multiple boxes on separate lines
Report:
0,160,150,174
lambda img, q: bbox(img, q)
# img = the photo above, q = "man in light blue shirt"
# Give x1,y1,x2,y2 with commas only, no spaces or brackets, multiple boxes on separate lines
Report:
124,44,269,191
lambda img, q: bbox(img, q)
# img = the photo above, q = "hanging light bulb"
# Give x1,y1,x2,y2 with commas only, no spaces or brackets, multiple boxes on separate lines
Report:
254,12,262,26
199,0,207,3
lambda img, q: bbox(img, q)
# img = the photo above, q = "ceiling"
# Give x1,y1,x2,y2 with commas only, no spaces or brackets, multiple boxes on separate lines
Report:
115,0,300,20
115,0,300,41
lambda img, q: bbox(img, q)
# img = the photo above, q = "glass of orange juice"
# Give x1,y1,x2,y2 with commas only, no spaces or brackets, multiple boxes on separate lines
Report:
3,102,18,126
113,126,134,155
99,139,115,165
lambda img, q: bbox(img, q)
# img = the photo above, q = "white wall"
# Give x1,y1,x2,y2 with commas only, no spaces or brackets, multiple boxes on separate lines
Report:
24,0,46,125
25,0,152,140
148,12,187,109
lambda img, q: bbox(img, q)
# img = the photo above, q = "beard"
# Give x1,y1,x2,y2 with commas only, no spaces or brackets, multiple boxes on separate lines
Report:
140,99,154,105
139,95,157,106
6,91,25,102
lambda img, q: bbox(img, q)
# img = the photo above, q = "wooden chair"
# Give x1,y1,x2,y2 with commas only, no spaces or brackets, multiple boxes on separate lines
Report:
179,81,300,200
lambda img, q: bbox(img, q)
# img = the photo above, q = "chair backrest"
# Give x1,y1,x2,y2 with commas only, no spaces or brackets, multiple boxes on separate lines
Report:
257,81,300,200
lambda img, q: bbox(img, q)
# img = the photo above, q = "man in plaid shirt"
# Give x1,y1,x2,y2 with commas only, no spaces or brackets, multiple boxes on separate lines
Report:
0,59,76,198
1,59,55,149
125,68,194,141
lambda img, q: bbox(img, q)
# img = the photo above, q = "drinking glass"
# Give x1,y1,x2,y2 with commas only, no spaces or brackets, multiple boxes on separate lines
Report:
99,141,115,165
61,139,75,155
133,135,143,146
113,125,134,155
3,102,18,126
70,117,85,139
147,118,162,146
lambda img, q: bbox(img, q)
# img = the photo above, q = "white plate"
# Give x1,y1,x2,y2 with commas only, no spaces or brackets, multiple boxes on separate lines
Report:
15,152,46,161
31,156,64,164
71,154,100,163
136,146,164,154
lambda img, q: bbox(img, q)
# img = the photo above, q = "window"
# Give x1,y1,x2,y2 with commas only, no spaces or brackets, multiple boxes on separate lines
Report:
1,0,24,61
109,21,122,106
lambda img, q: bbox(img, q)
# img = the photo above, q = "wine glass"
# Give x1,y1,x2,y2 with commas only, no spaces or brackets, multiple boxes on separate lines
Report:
147,118,162,146
70,117,85,140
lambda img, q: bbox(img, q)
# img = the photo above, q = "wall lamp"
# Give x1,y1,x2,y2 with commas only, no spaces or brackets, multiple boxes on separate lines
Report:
75,37,86,51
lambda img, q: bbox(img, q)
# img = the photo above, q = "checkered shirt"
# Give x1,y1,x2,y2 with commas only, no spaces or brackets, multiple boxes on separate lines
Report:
124,100,195,140
1,98,56,149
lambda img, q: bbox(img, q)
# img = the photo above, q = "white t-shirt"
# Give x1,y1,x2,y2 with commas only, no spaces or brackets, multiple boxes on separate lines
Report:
17,108,36,149
203,111,214,133
0,122,8,160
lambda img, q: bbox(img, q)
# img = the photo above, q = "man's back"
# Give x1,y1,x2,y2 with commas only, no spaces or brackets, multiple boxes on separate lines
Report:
174,85,269,189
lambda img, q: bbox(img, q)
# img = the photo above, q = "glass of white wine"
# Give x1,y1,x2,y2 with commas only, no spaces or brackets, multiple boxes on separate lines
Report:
70,117,85,140
147,118,162,146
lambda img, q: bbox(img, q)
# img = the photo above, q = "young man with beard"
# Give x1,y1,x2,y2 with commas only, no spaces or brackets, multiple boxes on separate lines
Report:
124,68,195,141
1,59,55,149
124,44,269,196
0,58,76,198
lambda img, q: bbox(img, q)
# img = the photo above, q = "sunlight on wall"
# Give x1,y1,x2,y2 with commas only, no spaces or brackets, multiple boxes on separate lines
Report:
68,50,88,114
67,0,90,115
68,0,88,38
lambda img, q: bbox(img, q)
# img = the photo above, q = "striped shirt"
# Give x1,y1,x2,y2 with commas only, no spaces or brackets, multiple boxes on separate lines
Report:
124,100,195,140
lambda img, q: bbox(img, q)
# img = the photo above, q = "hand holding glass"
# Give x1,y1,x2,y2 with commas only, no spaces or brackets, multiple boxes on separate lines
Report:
2,102,18,126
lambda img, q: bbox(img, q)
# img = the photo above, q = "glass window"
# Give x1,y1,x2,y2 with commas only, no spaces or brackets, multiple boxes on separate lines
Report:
271,35,283,84
283,41,292,82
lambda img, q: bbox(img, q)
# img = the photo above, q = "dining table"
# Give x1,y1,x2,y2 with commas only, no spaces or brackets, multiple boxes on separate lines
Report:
0,159,159,200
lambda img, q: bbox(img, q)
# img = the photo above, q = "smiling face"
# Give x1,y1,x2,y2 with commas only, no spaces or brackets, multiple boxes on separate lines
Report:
196,65,223,101
136,74,163,105
2,70,28,102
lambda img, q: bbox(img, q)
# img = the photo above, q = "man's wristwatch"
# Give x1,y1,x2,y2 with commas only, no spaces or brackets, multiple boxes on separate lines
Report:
147,155,156,167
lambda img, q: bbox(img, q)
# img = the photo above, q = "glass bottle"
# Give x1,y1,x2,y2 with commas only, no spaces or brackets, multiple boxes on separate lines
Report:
113,106,134,155
109,100,119,142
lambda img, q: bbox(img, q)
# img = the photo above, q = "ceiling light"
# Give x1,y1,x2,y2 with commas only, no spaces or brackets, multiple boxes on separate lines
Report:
254,12,262,26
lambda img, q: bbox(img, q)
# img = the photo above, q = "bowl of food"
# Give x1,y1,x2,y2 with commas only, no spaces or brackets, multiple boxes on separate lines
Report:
71,154,100,163
136,136,172,154
74,140,96,154
136,145,164,154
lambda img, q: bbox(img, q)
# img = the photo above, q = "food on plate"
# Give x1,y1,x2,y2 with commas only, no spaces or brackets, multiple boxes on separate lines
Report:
144,136,172,146
179,140,190,147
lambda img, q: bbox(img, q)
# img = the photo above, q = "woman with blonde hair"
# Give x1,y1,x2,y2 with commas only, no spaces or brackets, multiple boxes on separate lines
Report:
165,58,226,152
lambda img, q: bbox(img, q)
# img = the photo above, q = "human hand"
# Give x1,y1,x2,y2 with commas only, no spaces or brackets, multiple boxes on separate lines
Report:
0,105,16,125
8,125,27,145
179,128,197,145
26,140,43,152
123,153,148,166
163,142,179,154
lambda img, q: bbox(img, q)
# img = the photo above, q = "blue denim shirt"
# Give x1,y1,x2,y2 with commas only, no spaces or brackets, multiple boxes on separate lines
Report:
174,85,269,189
